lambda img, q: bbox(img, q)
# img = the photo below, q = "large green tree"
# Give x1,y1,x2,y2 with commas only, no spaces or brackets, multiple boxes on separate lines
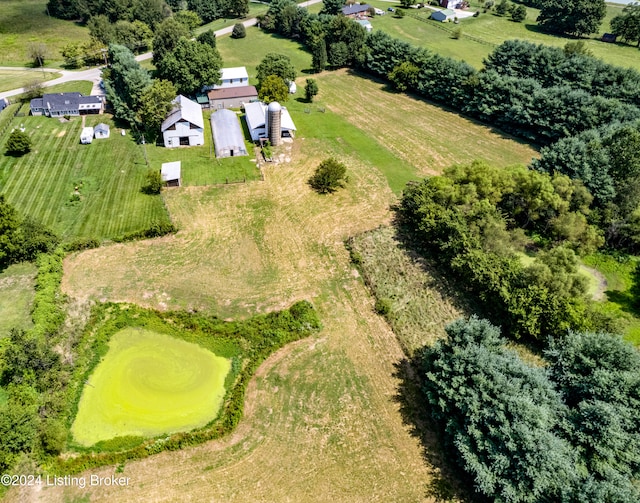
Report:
136,79,178,138
537,0,606,36
611,3,640,46
104,44,151,125
0,195,21,268
152,17,191,65
156,38,222,95
256,53,296,87
5,130,32,156
258,75,289,103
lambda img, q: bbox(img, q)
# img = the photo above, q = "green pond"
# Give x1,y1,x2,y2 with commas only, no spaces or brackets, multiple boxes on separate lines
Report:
72,328,231,446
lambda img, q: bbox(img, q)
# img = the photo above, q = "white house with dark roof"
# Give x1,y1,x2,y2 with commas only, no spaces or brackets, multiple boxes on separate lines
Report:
212,67,249,90
341,3,371,17
161,95,205,148
30,92,103,117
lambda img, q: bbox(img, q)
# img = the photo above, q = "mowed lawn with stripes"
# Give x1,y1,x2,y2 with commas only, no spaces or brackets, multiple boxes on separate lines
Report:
0,114,169,241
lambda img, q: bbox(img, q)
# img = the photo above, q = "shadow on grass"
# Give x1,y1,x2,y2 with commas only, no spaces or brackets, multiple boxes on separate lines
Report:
393,354,476,502
604,262,640,316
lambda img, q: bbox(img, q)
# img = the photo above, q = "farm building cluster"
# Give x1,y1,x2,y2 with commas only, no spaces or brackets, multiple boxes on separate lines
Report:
23,66,297,185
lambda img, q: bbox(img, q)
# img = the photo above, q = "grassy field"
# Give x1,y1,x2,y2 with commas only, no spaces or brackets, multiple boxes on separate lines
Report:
360,0,640,70
0,69,61,93
582,252,640,345
0,0,90,67
72,328,231,447
217,28,314,84
0,113,169,241
0,262,37,337
348,226,469,356
45,56,542,501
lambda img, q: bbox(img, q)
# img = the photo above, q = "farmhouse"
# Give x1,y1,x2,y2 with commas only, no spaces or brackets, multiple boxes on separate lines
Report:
30,92,103,117
244,101,296,146
212,67,249,90
80,127,94,144
341,4,371,18
208,86,258,109
210,109,248,158
431,9,456,21
161,161,181,187
94,123,110,139
161,95,205,148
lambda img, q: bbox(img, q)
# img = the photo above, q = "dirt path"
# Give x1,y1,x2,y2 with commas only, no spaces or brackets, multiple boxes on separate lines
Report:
581,265,608,301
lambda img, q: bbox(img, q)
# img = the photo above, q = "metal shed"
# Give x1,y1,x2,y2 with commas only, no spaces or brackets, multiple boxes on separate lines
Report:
161,161,181,187
210,109,248,158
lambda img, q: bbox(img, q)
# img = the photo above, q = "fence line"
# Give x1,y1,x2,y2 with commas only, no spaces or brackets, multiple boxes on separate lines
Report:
405,12,497,48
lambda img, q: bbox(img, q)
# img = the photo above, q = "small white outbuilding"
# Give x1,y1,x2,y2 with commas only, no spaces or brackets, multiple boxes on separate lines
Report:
80,127,94,144
161,161,181,187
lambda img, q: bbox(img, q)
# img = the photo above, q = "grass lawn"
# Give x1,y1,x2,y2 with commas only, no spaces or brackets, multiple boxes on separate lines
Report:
0,0,90,67
216,28,314,84
0,113,169,241
0,69,61,93
582,252,640,345
0,262,37,337
196,2,270,35
363,0,640,70
146,110,261,186
71,328,231,447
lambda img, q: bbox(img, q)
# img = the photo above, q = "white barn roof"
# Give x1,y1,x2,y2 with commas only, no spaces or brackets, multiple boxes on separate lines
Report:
244,102,296,142
161,161,181,183
161,95,204,132
210,109,248,158
220,67,248,81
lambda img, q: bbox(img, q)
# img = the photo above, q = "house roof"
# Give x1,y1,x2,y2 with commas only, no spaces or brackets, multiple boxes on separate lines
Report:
30,92,101,112
207,86,258,101
80,127,94,138
433,8,456,16
211,109,248,155
342,4,371,15
94,123,109,134
161,95,204,132
220,67,249,81
244,101,297,138
161,161,181,182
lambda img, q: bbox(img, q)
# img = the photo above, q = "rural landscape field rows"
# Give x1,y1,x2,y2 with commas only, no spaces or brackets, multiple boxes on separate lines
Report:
3,0,640,500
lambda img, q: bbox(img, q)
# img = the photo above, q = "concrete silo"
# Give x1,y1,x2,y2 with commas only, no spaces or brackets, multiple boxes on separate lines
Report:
267,101,282,146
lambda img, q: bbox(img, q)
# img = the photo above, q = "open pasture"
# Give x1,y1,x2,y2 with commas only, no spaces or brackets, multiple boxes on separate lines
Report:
0,262,37,337
0,69,61,93
0,0,89,67
0,114,170,241
71,328,231,447
314,69,538,177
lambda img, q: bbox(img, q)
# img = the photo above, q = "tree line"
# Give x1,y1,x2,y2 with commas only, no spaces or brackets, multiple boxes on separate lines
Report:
47,0,247,25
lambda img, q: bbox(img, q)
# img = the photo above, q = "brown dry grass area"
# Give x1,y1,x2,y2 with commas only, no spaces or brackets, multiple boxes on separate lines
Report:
39,136,465,502
320,70,538,176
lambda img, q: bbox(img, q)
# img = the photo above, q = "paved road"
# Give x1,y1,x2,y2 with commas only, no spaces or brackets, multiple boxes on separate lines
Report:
0,0,323,101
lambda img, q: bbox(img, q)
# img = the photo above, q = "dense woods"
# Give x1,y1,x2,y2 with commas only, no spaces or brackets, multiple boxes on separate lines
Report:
421,317,640,502
399,161,612,341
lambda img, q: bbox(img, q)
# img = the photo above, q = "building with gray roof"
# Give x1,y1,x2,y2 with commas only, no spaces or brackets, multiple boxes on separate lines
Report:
210,109,248,158
30,92,103,117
